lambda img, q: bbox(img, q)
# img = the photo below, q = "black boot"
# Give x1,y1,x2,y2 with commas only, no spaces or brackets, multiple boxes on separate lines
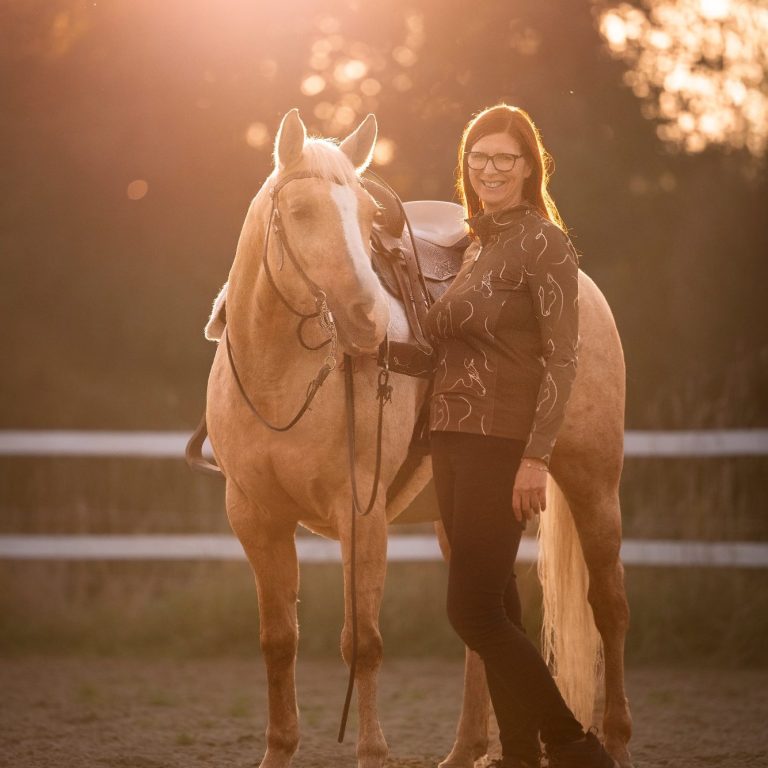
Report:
546,729,618,768
488,758,540,768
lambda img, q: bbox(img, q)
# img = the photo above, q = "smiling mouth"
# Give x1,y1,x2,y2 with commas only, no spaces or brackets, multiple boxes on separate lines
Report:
481,180,505,189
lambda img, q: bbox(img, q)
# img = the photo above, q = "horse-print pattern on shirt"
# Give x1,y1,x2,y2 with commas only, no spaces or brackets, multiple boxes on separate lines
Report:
474,270,493,298
424,205,579,464
444,357,487,397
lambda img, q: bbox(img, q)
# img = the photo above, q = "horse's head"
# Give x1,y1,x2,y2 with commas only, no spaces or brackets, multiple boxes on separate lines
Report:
264,108,389,355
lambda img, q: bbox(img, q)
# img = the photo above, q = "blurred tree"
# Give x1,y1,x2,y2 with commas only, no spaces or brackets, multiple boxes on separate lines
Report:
0,0,765,429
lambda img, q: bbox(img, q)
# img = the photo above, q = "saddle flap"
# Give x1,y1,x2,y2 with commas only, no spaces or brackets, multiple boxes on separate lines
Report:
409,236,467,285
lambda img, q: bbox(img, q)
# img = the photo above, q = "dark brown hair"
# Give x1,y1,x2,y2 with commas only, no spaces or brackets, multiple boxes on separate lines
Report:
457,104,565,231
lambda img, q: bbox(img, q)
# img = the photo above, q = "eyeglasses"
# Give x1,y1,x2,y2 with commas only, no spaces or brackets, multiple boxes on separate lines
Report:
465,151,523,172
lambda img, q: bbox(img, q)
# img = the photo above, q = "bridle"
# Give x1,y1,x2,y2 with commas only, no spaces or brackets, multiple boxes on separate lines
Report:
223,171,338,432
221,169,394,741
223,169,392,502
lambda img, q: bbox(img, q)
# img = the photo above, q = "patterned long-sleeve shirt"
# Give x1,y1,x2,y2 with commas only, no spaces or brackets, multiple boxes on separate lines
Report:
424,203,579,464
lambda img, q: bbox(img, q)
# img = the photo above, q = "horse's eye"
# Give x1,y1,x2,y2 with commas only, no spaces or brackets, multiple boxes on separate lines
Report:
289,205,312,220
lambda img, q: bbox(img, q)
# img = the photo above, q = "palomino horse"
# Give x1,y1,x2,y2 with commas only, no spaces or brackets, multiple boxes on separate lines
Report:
201,108,632,768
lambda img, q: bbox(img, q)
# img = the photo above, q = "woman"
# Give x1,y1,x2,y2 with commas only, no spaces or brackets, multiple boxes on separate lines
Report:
425,105,617,768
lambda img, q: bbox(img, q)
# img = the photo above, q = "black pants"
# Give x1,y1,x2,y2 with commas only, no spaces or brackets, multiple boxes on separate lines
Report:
431,431,583,762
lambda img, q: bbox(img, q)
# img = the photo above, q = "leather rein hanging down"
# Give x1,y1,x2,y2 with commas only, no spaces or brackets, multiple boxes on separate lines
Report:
184,171,341,476
225,170,341,432
223,170,393,501
186,169,407,742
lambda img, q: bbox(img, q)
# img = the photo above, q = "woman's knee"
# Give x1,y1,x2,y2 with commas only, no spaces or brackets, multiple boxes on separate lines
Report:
447,589,501,651
446,600,479,648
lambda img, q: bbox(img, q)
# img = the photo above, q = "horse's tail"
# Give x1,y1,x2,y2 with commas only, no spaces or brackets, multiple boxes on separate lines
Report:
537,475,603,728
185,413,224,478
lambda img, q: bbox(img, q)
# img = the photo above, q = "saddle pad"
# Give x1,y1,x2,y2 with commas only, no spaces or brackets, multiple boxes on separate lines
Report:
402,200,468,247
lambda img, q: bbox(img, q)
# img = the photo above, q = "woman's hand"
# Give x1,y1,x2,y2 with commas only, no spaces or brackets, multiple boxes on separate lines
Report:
512,458,548,522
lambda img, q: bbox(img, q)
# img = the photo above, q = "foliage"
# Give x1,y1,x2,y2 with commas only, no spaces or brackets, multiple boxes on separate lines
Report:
0,0,766,430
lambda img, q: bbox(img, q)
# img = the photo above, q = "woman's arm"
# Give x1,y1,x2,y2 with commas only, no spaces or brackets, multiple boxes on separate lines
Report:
512,221,579,521
523,222,580,465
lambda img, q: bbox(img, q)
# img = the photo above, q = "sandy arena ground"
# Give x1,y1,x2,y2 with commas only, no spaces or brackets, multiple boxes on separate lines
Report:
1,657,766,768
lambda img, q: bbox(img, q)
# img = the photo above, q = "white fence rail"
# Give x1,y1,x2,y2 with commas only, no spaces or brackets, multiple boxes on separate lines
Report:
1,534,767,568
1,429,768,458
1,429,766,567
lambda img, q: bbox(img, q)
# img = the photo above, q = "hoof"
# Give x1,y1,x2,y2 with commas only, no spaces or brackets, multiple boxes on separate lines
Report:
258,749,293,768
438,749,487,768
605,740,633,768
357,756,387,768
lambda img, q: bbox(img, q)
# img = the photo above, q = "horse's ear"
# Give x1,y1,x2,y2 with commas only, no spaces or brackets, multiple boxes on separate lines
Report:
274,109,306,169
340,113,377,172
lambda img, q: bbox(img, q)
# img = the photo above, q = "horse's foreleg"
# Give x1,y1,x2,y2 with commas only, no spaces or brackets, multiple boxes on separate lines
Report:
570,491,633,768
339,503,388,768
439,647,491,768
227,485,300,768
435,520,491,768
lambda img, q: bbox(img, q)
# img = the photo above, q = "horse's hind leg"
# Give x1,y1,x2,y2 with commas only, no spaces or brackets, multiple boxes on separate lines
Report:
435,520,491,768
339,503,389,768
562,481,633,768
227,484,300,768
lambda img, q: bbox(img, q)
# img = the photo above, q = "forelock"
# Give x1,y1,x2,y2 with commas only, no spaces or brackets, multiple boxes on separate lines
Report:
300,138,358,185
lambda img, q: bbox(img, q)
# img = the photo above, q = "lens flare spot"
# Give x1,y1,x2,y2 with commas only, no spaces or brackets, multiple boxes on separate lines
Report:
312,38,333,56
335,58,368,83
392,46,417,67
126,180,148,201
313,102,335,120
373,137,396,166
659,172,677,191
310,53,330,71
317,16,340,34
334,105,356,127
301,74,326,96
360,78,381,96
245,122,269,149
341,93,362,110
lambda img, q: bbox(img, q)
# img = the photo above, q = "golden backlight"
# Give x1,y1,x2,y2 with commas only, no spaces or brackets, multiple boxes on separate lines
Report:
599,0,768,156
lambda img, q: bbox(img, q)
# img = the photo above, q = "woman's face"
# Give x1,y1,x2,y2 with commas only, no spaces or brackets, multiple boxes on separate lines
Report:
467,132,532,213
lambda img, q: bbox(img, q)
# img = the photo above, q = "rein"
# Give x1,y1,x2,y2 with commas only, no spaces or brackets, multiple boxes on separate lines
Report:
218,170,343,435
187,168,401,742
337,350,392,743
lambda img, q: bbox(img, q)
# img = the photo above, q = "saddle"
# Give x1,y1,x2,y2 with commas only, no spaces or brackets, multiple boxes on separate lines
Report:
363,176,468,354
361,179,469,484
